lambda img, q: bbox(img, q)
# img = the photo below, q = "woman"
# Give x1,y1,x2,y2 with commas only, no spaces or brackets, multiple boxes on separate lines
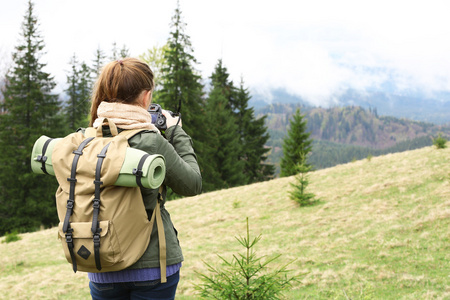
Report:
86,58,202,300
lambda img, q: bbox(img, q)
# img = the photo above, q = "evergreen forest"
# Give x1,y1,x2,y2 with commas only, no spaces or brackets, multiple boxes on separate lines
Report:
0,1,272,235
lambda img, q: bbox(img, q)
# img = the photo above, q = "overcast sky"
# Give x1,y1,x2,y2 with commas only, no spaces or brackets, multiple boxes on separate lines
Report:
1,0,450,106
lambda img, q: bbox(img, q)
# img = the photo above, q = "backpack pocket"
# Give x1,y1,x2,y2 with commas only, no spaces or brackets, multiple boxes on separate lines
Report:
58,220,123,270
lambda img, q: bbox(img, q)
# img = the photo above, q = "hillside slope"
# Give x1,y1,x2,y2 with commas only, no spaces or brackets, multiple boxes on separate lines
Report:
1,145,449,299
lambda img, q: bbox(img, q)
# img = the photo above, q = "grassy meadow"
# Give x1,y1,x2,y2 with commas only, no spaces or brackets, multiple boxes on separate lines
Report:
1,145,449,299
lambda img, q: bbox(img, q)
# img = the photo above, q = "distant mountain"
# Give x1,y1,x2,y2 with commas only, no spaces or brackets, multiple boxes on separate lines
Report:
250,88,450,125
338,89,450,125
256,103,450,173
259,104,450,148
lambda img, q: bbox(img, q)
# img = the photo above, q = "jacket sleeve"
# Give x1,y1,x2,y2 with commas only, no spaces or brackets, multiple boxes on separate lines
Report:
128,126,202,196
157,126,202,196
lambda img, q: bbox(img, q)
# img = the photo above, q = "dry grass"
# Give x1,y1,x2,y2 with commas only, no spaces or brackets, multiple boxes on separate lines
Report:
1,145,449,299
0,228,90,299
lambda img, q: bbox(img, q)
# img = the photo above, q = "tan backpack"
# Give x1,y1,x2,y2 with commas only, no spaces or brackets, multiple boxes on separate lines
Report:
51,119,167,282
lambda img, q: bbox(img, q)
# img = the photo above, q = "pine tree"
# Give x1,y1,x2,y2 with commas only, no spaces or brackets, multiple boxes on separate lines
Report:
206,60,244,188
210,59,236,109
210,60,274,184
110,42,119,60
235,78,274,183
289,153,316,206
159,1,204,137
195,218,296,299
205,80,245,189
0,0,66,235
433,133,447,149
280,108,313,177
92,46,106,79
78,62,92,121
159,1,210,191
119,44,130,58
110,42,130,61
0,50,10,114
64,54,92,130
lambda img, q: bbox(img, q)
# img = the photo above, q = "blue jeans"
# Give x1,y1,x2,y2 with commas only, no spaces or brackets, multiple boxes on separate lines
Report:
89,271,179,300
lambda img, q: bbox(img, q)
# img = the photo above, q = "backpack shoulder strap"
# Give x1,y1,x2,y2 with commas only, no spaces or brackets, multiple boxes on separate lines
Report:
147,185,167,283
117,129,149,140
156,185,167,283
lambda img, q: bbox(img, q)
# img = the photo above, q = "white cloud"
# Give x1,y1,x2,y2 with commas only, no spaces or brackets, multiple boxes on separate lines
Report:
1,0,450,103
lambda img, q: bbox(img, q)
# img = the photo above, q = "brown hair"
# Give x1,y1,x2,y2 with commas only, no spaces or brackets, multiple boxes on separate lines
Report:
89,58,154,126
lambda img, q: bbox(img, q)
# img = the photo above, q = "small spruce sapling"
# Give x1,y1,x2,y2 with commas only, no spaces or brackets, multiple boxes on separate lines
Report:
433,133,447,149
289,153,316,206
2,231,21,243
195,218,297,299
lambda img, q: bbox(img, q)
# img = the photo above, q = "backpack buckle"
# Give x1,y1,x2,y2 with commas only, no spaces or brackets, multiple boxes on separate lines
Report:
132,168,143,177
65,228,74,245
92,199,100,209
66,199,74,209
93,233,101,247
93,180,103,186
36,155,47,163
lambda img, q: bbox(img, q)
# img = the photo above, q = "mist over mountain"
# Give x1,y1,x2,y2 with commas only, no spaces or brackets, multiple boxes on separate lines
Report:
250,87,450,125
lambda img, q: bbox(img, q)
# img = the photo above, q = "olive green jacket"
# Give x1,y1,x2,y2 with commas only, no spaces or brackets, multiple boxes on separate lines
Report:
83,125,202,269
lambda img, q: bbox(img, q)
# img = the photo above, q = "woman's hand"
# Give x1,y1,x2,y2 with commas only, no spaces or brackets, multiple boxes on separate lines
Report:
162,110,182,128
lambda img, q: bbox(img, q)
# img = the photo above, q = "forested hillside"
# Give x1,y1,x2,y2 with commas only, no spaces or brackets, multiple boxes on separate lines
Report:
258,103,450,172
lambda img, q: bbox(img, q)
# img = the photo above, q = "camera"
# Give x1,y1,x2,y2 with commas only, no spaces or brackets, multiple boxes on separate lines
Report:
148,103,176,131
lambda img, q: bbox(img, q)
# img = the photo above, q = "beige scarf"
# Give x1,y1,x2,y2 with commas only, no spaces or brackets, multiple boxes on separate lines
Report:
93,102,160,133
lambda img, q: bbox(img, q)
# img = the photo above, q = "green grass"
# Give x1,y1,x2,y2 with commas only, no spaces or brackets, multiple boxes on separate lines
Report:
1,145,449,299
1,231,21,244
